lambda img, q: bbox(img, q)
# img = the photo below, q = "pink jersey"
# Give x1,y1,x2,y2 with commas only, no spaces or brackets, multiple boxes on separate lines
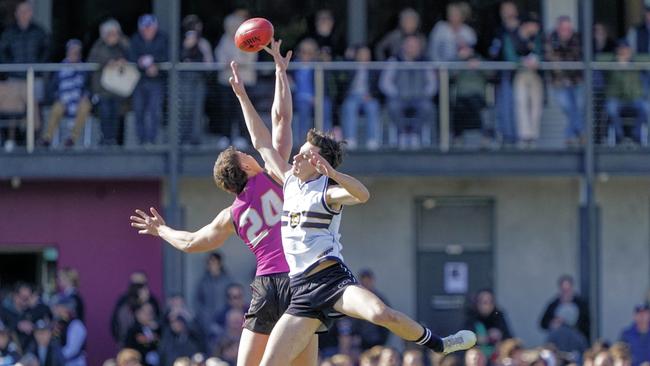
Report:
231,172,290,276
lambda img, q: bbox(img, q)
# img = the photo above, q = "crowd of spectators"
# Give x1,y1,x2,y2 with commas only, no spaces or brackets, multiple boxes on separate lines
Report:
0,255,648,366
1,1,650,151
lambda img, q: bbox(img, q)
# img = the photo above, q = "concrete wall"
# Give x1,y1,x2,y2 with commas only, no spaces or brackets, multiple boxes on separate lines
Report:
178,176,650,347
596,177,650,341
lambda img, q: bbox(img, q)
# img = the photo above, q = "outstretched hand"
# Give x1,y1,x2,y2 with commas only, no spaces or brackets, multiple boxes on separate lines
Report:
263,39,293,72
228,61,247,97
130,207,166,236
307,150,336,178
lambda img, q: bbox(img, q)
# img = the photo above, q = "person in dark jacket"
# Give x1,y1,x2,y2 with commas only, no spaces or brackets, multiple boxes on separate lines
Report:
464,289,512,359
158,313,203,366
194,253,232,338
110,272,160,346
0,283,51,350
26,319,65,366
0,0,49,67
0,0,49,149
87,18,130,145
124,302,161,366
545,301,589,359
540,275,590,340
128,14,169,145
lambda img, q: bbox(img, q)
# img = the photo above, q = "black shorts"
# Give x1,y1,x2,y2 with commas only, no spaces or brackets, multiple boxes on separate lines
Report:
243,272,292,334
285,261,358,330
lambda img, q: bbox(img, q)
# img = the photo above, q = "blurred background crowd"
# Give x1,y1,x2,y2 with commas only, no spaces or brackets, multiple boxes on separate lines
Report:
0,253,648,366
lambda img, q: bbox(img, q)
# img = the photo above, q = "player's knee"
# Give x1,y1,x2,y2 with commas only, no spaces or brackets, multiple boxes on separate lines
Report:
368,302,398,326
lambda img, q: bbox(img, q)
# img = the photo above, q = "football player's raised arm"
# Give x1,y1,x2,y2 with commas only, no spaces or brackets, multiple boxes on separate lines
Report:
130,207,235,253
266,39,294,162
229,61,292,181
306,151,370,207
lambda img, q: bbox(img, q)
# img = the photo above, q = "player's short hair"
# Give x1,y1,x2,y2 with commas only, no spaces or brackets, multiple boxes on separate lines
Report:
307,129,344,169
213,147,248,194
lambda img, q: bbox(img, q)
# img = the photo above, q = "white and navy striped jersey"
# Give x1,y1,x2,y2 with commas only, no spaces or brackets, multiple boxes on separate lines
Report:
281,174,343,277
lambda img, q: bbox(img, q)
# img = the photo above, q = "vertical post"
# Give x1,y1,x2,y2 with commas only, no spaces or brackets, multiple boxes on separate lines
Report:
580,0,599,342
347,0,367,45
26,67,35,153
438,68,450,152
164,0,184,298
314,65,325,131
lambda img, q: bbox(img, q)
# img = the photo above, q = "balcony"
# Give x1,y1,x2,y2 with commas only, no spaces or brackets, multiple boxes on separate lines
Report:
1,61,649,179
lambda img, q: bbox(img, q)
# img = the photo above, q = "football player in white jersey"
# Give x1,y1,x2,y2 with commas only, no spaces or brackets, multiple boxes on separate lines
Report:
228,61,477,366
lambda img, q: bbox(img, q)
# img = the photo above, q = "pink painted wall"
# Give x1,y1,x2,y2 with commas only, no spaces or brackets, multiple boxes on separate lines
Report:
0,180,163,365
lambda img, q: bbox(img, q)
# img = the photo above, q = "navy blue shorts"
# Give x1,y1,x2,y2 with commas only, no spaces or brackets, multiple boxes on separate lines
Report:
285,262,358,330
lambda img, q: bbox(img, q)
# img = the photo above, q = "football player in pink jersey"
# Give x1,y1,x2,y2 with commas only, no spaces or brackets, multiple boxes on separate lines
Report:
130,40,317,366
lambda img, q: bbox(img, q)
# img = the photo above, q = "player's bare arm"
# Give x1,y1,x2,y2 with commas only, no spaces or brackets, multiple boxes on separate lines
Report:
229,61,292,181
306,150,370,207
130,206,235,253
265,39,293,162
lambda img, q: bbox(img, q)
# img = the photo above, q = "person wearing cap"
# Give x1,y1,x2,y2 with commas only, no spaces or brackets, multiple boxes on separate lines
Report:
0,321,20,366
51,298,87,366
26,319,65,366
620,303,650,366
39,39,91,148
87,18,130,146
128,14,169,145
605,40,649,145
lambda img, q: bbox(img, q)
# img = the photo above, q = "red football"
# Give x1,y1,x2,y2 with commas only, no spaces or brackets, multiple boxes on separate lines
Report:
234,18,274,53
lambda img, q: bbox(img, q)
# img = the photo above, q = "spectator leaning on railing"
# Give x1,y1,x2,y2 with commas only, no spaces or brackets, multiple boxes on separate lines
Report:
545,16,585,146
87,18,130,146
128,14,169,146
450,44,489,145
604,40,649,145
178,14,213,146
292,37,334,142
39,40,91,148
214,12,257,150
379,34,436,150
0,0,49,151
511,14,544,148
338,45,381,150
489,0,520,146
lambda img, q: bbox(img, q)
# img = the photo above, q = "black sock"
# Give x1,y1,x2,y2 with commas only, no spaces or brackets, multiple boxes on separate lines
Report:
415,327,444,352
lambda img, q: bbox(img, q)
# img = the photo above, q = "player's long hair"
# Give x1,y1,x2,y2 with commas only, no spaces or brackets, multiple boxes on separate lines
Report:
307,129,344,168
213,147,248,194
